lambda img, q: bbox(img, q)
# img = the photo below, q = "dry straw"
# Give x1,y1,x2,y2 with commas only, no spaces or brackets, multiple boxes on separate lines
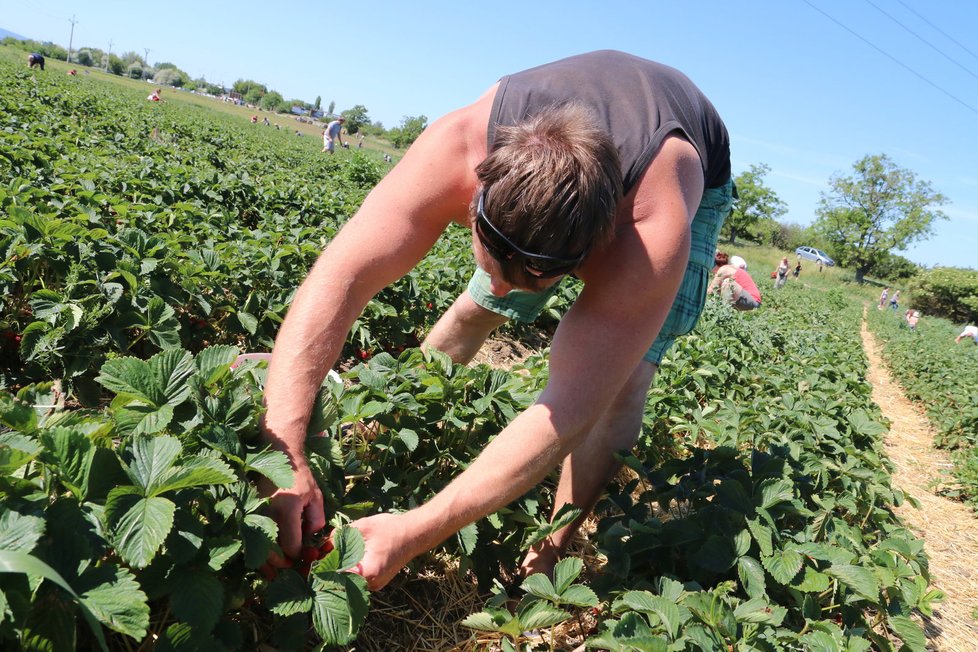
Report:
862,317,978,651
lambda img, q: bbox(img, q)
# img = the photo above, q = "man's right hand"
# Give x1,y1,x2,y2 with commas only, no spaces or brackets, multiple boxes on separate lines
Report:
261,458,326,564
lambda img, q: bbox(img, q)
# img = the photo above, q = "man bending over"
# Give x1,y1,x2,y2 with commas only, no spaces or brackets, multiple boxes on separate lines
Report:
260,50,733,589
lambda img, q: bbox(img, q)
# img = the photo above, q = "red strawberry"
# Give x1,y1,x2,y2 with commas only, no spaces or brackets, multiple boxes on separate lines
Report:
297,545,320,578
319,538,334,557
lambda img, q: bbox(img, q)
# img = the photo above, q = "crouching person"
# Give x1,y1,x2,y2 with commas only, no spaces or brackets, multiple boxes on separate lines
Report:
708,252,761,311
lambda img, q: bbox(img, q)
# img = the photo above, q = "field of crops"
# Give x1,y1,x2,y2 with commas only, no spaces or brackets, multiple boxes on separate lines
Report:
0,52,947,650
867,307,978,510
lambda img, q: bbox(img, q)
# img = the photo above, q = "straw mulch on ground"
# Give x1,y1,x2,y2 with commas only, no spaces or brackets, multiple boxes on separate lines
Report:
862,319,978,651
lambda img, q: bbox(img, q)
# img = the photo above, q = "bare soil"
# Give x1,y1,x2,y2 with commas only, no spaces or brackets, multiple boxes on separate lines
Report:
861,318,978,651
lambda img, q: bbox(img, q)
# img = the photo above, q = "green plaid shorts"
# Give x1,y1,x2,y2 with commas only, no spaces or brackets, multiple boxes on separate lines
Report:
468,179,734,365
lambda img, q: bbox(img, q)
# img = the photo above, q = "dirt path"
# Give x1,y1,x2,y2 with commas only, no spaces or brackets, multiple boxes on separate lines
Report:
861,318,978,651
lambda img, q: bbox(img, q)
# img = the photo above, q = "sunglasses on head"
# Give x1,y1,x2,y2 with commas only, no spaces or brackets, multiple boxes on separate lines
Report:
475,191,585,279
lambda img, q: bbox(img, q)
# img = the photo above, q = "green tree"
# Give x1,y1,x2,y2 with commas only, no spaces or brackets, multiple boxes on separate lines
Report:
232,79,268,105
813,154,947,283
387,115,429,149
199,81,224,95
724,163,787,245
153,68,186,87
340,105,371,133
74,49,94,66
259,91,285,112
314,96,322,111
119,50,143,67
328,100,336,116
107,54,125,75
908,267,978,322
873,252,920,283
754,219,811,250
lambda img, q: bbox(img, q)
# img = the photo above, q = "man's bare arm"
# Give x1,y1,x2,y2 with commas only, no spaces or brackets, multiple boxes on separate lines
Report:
260,102,489,558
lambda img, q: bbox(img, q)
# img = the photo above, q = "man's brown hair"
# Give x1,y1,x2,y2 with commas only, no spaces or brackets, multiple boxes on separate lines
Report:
473,102,623,285
715,251,729,267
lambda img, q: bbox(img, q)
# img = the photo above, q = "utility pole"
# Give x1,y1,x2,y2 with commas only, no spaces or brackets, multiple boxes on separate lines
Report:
67,15,78,63
104,39,113,72
143,48,151,66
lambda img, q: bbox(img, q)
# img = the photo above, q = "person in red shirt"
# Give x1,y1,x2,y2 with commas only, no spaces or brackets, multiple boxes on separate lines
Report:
708,252,761,310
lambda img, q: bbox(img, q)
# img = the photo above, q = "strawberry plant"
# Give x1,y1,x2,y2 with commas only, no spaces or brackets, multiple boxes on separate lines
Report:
868,307,978,510
0,347,370,649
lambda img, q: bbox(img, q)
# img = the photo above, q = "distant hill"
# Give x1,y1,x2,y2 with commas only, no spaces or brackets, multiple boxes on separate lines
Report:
0,28,27,41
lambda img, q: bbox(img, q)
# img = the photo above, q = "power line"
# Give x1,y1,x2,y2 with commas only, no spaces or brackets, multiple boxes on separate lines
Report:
893,0,978,63
863,0,978,83
799,0,978,117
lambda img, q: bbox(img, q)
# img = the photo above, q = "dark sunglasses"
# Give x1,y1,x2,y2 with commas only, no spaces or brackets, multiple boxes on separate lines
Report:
475,191,585,278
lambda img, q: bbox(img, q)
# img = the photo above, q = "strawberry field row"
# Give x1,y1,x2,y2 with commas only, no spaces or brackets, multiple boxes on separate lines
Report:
867,307,978,510
0,54,480,400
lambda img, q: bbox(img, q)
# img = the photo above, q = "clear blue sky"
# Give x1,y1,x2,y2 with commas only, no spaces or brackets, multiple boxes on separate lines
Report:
5,0,978,269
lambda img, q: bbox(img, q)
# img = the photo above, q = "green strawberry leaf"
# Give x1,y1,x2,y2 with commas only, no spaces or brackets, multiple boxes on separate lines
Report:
150,456,237,496
245,450,294,489
826,564,879,601
77,564,150,640
266,569,315,616
310,573,369,645
166,566,224,632
0,511,45,553
106,490,176,569
194,345,239,386
552,557,584,595
519,599,570,631
762,548,804,585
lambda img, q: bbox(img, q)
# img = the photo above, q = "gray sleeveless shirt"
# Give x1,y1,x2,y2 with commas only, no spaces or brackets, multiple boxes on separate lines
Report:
487,50,730,193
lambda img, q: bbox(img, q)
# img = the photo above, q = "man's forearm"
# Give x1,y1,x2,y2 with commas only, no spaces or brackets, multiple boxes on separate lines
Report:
261,261,363,456
406,404,575,549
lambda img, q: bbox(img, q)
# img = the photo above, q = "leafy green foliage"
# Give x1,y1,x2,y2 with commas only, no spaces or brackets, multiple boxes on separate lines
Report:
459,291,936,650
0,346,370,648
723,163,787,245
387,114,429,149
868,306,978,512
0,52,942,649
907,266,978,323
813,153,947,283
